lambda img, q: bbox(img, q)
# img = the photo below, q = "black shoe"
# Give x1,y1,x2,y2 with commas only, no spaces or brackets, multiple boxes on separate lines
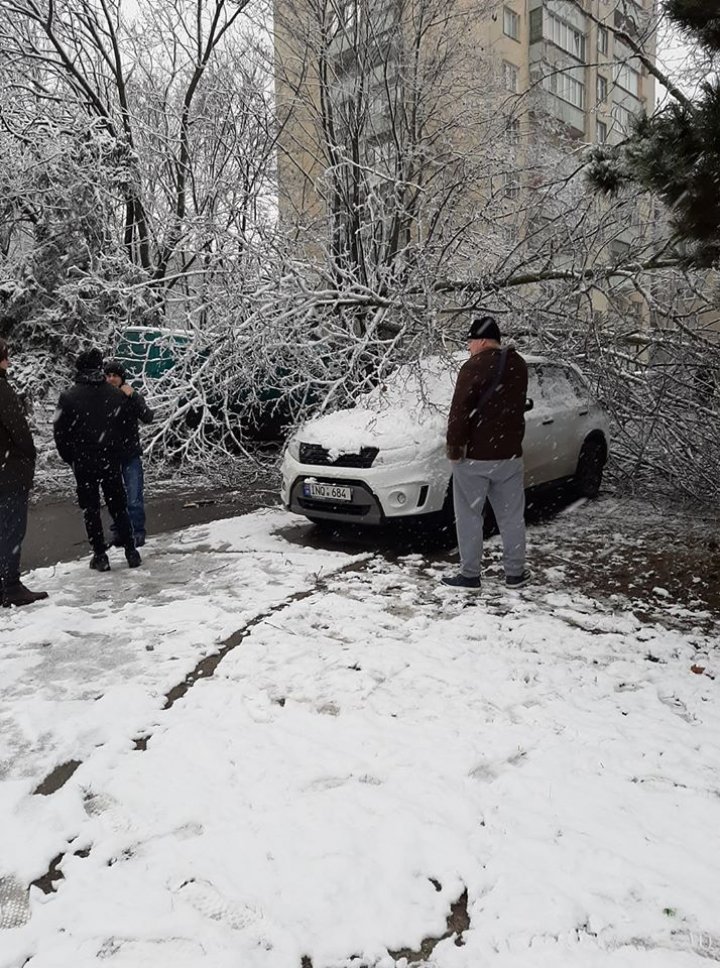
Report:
125,546,142,568
506,569,531,588
90,552,111,572
441,573,481,589
2,581,49,607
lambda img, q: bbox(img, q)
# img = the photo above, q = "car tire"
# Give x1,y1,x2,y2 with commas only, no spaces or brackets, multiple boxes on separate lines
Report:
574,437,606,499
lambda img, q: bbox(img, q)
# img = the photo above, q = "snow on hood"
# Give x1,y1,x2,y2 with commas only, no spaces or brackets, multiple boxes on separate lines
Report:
294,353,463,458
297,405,447,458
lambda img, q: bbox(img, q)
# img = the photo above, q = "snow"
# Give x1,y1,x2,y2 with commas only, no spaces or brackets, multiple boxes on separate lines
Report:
290,351,579,461
294,354,462,458
296,405,448,463
1,507,719,967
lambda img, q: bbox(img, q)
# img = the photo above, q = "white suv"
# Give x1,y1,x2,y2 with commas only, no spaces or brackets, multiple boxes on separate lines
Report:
280,352,609,527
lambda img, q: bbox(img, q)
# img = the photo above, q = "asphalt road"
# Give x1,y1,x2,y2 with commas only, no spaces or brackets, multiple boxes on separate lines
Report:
23,484,278,571
22,475,579,574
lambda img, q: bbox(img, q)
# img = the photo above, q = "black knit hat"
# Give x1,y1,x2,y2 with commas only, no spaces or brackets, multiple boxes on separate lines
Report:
76,348,104,372
104,359,127,382
467,315,502,342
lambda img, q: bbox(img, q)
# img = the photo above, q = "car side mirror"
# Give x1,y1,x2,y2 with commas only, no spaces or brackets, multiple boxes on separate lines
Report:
524,398,534,412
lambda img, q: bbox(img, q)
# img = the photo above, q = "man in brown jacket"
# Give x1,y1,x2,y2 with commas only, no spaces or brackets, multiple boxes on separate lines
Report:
0,338,48,607
442,316,530,590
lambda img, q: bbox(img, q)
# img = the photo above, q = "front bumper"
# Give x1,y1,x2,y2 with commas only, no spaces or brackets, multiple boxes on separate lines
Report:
281,452,449,525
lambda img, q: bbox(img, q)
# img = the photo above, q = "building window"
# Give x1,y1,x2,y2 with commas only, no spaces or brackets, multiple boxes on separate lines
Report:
546,12,586,61
503,171,521,198
543,68,585,109
597,120,607,143
329,0,357,32
615,62,641,97
598,25,609,55
502,61,519,93
529,6,543,44
507,117,521,144
503,6,520,41
612,102,636,133
614,5,641,37
597,74,608,103
366,138,396,174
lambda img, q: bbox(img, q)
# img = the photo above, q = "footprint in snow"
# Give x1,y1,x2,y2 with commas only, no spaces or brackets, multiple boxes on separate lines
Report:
176,878,261,930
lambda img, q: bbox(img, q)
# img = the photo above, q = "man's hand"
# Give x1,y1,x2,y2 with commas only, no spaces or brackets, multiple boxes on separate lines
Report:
446,444,466,461
120,384,134,397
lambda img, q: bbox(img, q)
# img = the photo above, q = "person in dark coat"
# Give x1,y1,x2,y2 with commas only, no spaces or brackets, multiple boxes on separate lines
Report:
442,316,530,591
104,360,153,547
0,338,49,607
53,348,141,571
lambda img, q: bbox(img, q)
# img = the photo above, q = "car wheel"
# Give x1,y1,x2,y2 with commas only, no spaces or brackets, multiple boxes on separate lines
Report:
574,438,605,498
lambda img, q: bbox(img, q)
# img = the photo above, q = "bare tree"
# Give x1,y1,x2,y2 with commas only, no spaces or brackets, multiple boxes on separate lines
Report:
0,0,274,288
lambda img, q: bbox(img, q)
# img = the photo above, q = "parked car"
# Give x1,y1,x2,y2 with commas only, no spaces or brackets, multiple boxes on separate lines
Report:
114,325,193,379
280,352,609,527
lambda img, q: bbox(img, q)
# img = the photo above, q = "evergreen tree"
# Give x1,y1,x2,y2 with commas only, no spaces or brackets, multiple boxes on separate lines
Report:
586,1,720,267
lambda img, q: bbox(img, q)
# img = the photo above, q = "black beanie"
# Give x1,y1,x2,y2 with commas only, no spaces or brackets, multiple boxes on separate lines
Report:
467,315,502,342
104,359,127,382
76,348,104,372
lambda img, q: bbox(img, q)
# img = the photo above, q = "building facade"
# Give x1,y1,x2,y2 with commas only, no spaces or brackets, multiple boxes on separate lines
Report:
273,0,657,316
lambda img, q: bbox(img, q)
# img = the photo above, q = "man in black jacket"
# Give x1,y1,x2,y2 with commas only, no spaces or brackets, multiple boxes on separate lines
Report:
54,348,141,571
104,360,153,547
0,338,48,607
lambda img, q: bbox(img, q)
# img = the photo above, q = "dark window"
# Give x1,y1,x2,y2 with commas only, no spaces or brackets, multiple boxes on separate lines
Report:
529,7,543,44
598,26,609,55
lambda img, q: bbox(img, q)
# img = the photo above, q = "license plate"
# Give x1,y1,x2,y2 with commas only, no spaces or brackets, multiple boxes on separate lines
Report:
303,482,352,502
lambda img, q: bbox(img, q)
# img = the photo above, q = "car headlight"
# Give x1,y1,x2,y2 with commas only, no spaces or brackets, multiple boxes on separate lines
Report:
286,436,301,461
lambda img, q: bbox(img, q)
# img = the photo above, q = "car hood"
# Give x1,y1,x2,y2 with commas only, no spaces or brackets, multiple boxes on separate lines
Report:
295,404,447,462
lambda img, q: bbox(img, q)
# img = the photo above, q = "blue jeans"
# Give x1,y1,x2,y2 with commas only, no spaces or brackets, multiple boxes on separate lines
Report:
111,456,146,545
0,487,29,585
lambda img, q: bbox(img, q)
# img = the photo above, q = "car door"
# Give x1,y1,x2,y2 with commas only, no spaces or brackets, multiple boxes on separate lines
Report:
522,363,551,487
532,364,586,481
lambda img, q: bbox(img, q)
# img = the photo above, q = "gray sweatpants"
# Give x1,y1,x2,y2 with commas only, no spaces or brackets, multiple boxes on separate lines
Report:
452,457,526,579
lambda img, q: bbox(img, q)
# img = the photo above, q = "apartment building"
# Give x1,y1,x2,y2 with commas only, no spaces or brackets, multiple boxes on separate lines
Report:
273,0,657,286
523,0,654,143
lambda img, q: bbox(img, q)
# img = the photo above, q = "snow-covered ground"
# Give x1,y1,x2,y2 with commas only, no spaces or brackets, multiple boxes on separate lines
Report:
1,506,719,968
